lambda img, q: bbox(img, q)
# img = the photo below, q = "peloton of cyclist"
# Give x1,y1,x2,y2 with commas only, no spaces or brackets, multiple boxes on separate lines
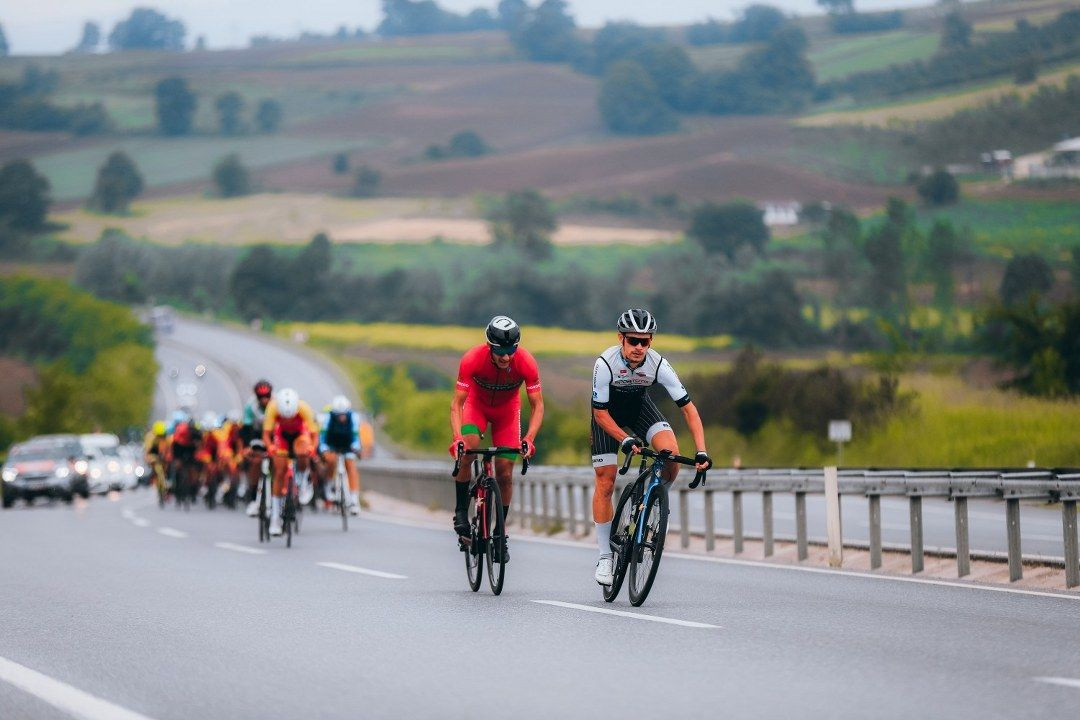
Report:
318,395,363,516
589,309,711,586
448,316,544,560
262,387,319,536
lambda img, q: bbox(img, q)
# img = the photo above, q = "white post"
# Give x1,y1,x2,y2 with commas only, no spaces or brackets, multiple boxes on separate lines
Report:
824,466,843,568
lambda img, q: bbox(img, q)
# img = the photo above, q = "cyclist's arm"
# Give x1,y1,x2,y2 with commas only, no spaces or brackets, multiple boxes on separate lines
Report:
449,386,469,438
680,401,707,455
523,389,544,446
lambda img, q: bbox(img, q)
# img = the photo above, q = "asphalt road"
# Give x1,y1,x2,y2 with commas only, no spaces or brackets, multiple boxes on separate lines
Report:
1,493,1078,720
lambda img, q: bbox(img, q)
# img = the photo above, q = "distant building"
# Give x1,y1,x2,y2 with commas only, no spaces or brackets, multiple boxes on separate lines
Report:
980,150,1013,176
1012,137,1080,180
762,202,801,227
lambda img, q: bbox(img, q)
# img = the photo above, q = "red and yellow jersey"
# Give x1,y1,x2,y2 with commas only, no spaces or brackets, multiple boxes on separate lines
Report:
263,398,317,437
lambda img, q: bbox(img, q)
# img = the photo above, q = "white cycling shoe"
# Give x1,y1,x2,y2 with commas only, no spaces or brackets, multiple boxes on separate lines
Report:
269,515,283,536
245,500,259,517
595,555,614,586
348,503,360,516
297,476,314,506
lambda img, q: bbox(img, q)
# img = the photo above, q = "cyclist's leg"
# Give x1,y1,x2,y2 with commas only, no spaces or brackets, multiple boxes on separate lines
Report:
454,399,485,534
590,416,620,582
344,454,360,503
488,401,520,516
634,394,678,483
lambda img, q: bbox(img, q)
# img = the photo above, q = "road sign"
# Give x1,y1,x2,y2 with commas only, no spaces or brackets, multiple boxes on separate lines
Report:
828,420,852,443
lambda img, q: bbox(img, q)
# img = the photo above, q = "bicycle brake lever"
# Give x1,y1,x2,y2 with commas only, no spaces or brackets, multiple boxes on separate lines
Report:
689,469,706,489
618,452,633,476
451,441,464,477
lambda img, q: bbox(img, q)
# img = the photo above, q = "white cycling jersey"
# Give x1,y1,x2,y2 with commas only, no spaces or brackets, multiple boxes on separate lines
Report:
591,346,689,423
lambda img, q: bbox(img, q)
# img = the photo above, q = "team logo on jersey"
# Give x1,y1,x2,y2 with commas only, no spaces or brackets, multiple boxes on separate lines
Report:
473,375,523,392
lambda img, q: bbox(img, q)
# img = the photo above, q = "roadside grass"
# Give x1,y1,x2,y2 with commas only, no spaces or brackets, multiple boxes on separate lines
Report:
808,30,939,83
285,321,734,356
800,63,1080,127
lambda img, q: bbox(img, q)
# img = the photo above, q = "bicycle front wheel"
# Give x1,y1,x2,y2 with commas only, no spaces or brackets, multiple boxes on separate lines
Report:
339,471,348,532
603,481,636,603
484,479,506,596
465,490,483,592
628,483,668,607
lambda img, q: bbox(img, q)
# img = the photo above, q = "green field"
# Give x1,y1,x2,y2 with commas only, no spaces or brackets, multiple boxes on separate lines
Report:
35,136,378,201
291,39,514,65
808,30,940,83
914,198,1080,257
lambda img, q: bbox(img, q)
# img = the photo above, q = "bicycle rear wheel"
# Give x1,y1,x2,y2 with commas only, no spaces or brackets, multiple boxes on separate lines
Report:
603,481,636,603
465,487,483,592
284,489,295,548
628,483,668,607
484,479,506,596
257,477,269,543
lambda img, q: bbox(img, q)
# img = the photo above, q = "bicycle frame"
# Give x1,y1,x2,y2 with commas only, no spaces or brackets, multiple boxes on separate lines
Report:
633,458,667,546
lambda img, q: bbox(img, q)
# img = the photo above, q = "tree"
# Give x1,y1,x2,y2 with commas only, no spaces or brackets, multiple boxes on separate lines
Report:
488,189,557,259
215,91,245,135
0,23,8,56
1071,246,1080,294
862,199,913,313
598,60,678,135
922,220,971,308
630,43,700,111
448,130,489,157
88,152,144,214
212,154,251,198
0,160,51,231
981,299,1080,397
512,0,581,62
941,12,972,51
817,0,854,14
687,202,769,260
109,8,186,51
498,0,529,32
254,99,282,133
730,5,788,43
73,21,101,53
705,26,815,114
1014,53,1038,85
154,77,197,135
999,254,1053,307
916,168,960,206
332,153,350,174
352,165,381,197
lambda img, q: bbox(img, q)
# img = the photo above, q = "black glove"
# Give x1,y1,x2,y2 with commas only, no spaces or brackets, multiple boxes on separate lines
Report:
620,436,643,455
695,451,713,469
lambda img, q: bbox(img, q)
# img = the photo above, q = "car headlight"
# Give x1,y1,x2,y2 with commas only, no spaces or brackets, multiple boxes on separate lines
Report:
73,460,89,475
2,468,16,483
54,466,70,479
135,465,146,477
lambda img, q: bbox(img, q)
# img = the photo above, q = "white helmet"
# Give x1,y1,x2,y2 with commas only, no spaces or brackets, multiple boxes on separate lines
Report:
201,411,220,429
226,408,241,424
277,388,300,419
331,395,351,413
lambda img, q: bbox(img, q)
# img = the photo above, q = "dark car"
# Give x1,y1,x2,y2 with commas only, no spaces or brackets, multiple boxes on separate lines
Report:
1,435,90,508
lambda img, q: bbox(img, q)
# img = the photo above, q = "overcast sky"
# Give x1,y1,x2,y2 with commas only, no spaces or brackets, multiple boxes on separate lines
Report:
2,1,932,55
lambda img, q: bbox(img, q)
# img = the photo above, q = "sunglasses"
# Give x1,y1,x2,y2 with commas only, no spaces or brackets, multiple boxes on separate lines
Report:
490,345,518,356
623,336,652,347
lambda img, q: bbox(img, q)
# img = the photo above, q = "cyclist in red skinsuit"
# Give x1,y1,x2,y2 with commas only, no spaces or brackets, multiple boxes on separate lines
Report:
449,316,544,555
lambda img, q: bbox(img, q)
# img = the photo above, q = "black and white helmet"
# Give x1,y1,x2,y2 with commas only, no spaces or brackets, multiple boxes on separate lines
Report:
617,308,657,335
485,315,521,348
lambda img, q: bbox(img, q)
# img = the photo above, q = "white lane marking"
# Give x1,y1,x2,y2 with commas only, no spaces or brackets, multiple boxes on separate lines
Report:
358,513,1080,602
120,508,136,520
533,600,720,629
132,518,150,528
316,562,407,580
0,653,157,720
215,542,267,555
1033,677,1080,690
156,528,187,539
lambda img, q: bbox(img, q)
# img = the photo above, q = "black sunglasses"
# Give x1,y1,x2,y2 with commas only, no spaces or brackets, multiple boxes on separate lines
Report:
623,336,651,347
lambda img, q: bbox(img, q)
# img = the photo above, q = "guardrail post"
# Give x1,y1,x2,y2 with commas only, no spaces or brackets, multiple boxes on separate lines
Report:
910,495,924,574
824,466,842,568
704,489,715,552
1063,500,1079,589
567,482,578,536
679,489,690,549
954,496,970,578
732,490,744,554
762,491,774,557
795,491,808,561
529,481,538,531
552,483,564,532
583,486,592,536
868,494,882,570
1006,497,1022,582
540,482,550,531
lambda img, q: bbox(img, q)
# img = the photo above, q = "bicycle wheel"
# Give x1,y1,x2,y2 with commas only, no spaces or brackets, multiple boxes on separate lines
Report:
628,483,668,607
465,487,483,592
484,479,506,596
603,481,636,603
284,493,294,548
338,468,348,532
257,478,269,543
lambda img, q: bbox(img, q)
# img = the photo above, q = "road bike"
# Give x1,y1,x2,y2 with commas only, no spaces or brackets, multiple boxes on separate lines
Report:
256,456,272,543
328,452,353,532
604,447,708,607
452,443,529,596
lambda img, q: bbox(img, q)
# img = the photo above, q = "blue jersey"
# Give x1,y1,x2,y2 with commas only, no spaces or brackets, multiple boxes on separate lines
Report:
319,410,361,454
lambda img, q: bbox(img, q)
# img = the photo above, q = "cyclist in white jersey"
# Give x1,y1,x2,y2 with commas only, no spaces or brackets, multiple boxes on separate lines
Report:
590,309,711,586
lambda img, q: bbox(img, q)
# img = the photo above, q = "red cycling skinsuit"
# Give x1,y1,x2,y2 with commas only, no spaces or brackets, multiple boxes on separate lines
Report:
456,344,541,446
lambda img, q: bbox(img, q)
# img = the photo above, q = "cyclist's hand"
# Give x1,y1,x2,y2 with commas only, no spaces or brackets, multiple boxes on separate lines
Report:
620,436,643,455
695,451,712,471
448,436,465,459
521,437,536,459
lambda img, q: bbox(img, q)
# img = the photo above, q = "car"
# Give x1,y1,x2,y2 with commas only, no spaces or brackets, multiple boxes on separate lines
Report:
117,444,146,489
1,435,90,508
79,433,129,492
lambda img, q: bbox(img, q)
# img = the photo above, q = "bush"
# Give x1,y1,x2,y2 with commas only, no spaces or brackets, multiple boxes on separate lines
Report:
212,154,251,197
88,151,143,214
916,168,959,206
598,60,678,135
255,99,282,133
0,159,50,231
999,254,1053,307
687,201,768,259
154,77,197,136
352,165,381,198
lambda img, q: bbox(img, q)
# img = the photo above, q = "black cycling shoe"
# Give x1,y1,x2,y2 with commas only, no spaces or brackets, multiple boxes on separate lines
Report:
493,536,509,564
452,512,470,538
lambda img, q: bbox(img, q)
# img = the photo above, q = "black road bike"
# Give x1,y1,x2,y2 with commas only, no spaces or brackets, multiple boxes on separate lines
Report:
452,443,529,596
604,447,708,607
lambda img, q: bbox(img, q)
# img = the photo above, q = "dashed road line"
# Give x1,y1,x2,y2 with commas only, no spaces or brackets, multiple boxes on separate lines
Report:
1033,676,1080,690
316,561,407,580
156,527,188,539
533,600,720,629
215,542,267,555
132,518,150,528
0,653,157,720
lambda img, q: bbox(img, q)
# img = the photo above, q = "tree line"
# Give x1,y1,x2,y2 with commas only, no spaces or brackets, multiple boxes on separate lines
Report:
0,65,110,135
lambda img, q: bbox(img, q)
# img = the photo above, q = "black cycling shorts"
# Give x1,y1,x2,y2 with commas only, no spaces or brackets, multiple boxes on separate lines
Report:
590,393,672,468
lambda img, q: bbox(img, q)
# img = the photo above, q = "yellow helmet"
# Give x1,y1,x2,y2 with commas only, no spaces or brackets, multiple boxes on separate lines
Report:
152,420,166,437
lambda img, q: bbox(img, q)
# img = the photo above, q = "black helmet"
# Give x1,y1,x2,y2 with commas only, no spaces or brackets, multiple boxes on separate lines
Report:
617,308,657,334
485,315,521,348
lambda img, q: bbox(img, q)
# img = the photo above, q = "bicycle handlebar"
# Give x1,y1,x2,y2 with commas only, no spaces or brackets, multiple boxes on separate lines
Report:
451,442,530,478
618,446,710,488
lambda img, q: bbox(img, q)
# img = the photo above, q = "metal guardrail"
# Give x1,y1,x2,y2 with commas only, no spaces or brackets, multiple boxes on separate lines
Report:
361,460,1080,589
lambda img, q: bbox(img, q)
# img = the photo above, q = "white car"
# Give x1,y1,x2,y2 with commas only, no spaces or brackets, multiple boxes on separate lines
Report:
79,434,129,493
117,444,146,489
